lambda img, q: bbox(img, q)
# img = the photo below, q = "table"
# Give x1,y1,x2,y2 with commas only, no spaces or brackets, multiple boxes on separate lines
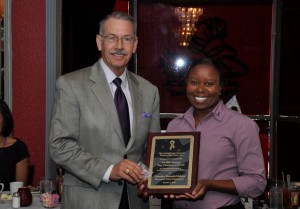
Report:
1,192,162,209
0,192,60,209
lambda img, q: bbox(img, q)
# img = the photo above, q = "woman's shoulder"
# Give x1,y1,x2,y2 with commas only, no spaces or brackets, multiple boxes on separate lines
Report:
6,137,28,149
5,136,16,146
3,137,30,161
167,111,192,131
221,106,259,132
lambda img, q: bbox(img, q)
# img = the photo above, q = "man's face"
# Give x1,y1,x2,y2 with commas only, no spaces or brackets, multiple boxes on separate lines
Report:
96,18,138,75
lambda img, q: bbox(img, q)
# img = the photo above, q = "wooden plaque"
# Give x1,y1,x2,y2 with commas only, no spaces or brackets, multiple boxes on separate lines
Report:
144,132,200,195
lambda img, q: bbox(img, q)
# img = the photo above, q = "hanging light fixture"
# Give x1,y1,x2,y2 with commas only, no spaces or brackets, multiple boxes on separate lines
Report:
175,7,203,47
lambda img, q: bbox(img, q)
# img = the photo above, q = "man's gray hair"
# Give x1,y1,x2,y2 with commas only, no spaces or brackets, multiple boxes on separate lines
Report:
99,11,137,36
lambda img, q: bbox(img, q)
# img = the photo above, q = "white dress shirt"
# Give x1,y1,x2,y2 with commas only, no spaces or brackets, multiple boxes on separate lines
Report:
99,59,133,183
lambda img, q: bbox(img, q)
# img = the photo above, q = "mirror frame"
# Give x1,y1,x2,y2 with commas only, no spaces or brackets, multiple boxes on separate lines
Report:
4,0,12,108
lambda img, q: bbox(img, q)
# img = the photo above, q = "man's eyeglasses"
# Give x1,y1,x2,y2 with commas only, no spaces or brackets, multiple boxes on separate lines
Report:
100,34,136,44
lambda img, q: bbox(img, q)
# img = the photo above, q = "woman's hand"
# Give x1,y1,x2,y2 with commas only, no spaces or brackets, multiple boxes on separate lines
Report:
163,180,209,200
163,179,237,200
137,179,149,198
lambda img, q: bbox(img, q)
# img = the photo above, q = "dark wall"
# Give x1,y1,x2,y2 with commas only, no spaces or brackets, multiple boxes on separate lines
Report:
62,0,116,74
277,0,300,181
278,0,300,117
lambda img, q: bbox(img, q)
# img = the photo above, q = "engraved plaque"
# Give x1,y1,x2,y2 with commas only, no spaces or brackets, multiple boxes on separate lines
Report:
145,132,200,195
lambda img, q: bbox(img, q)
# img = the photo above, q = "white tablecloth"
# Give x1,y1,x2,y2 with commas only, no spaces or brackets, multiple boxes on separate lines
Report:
0,192,60,209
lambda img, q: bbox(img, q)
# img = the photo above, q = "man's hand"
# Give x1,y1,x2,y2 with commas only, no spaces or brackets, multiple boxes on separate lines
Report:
110,159,143,184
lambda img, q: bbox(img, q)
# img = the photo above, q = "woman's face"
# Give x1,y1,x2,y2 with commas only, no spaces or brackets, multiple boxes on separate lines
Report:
186,63,222,114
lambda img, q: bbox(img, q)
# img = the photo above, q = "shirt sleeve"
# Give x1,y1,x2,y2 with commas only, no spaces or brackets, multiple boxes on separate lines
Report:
231,118,267,198
102,164,113,183
15,139,30,163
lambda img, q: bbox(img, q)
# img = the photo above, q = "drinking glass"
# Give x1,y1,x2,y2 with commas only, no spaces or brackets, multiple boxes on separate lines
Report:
39,178,53,202
269,179,284,209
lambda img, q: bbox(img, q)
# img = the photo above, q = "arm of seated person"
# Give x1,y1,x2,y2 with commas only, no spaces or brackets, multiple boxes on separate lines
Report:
15,157,29,185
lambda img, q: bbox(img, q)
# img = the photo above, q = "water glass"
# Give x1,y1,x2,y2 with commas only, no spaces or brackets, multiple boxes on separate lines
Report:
269,179,284,209
40,178,53,201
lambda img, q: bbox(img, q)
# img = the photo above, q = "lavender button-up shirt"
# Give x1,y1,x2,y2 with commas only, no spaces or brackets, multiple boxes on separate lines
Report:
167,100,266,209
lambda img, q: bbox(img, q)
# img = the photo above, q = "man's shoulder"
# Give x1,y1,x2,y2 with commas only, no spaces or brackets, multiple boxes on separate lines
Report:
128,72,156,88
57,66,95,83
63,66,92,77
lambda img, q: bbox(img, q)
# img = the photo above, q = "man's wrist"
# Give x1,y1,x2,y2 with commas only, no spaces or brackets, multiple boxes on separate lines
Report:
103,164,114,183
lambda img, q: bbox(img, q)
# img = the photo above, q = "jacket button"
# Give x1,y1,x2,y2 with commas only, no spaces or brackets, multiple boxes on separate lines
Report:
124,154,127,159
118,181,123,185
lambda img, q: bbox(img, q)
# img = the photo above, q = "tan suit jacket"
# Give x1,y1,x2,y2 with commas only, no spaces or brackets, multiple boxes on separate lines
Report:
49,61,161,209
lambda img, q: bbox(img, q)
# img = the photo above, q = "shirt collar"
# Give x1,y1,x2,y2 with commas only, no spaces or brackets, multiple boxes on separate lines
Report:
211,100,224,122
100,58,128,86
183,100,224,122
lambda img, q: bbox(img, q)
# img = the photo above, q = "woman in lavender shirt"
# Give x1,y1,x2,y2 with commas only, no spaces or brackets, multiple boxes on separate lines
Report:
164,58,266,209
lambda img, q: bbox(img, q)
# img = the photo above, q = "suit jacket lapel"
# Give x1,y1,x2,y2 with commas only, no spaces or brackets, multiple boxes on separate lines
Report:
126,72,142,150
89,63,125,145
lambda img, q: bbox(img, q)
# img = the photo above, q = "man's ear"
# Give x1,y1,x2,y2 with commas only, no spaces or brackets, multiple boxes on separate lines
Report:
96,35,102,51
132,38,138,53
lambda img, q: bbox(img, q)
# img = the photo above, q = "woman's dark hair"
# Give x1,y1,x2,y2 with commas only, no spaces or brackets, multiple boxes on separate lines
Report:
0,99,14,137
187,58,224,87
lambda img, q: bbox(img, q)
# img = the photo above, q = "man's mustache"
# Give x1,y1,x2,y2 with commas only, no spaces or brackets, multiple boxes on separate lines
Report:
111,49,127,55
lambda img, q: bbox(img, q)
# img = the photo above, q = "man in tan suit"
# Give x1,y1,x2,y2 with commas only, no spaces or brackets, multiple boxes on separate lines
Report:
49,11,160,209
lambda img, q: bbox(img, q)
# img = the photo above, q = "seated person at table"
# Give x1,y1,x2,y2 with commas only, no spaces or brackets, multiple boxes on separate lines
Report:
0,99,30,191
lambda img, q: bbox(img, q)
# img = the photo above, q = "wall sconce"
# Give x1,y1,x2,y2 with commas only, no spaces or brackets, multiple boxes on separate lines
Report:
175,7,203,47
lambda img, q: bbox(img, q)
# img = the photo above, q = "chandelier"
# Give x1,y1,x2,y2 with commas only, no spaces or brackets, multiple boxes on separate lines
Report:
175,7,204,47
